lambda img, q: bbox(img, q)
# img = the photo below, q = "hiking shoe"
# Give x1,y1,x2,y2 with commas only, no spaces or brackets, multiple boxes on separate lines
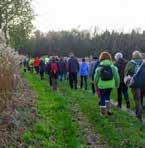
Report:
107,111,113,116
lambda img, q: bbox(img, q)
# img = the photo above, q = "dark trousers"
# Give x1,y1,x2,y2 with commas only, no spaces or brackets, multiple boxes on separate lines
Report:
35,66,39,74
80,76,88,90
49,75,52,86
99,89,112,107
52,77,57,91
117,83,130,108
69,72,78,89
59,72,64,81
131,88,142,120
91,75,95,94
40,72,44,80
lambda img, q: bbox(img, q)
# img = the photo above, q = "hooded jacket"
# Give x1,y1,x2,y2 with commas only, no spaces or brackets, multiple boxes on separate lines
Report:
80,62,89,76
68,56,79,73
94,60,120,89
125,57,143,76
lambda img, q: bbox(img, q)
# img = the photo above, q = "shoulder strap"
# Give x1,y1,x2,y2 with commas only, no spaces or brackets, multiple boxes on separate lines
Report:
130,60,137,65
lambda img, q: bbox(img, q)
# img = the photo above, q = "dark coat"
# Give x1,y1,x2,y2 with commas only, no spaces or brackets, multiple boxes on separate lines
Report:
68,56,79,73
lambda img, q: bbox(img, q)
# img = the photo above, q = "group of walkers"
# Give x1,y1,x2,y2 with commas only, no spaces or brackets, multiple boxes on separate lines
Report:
23,50,145,122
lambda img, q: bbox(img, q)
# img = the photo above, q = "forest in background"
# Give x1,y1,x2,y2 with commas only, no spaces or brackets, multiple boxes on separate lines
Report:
19,29,145,58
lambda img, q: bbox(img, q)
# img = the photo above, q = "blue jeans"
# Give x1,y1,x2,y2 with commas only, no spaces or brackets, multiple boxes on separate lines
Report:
99,89,112,107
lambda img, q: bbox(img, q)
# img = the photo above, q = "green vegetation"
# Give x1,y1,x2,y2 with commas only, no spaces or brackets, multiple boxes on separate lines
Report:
23,72,145,147
22,72,85,147
22,29,145,57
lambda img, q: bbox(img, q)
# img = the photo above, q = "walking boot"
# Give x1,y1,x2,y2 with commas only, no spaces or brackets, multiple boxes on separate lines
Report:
126,100,130,109
100,107,107,116
106,101,113,115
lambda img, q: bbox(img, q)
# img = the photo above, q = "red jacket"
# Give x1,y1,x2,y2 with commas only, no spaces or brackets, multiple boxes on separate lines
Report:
33,57,40,67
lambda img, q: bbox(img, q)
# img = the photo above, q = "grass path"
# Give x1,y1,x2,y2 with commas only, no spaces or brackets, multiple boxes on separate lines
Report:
22,72,145,148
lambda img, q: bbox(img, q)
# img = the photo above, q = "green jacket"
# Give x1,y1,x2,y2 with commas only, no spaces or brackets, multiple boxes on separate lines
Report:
124,58,143,76
94,60,120,89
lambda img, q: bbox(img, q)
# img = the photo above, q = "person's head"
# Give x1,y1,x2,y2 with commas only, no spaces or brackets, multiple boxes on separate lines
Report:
69,52,74,57
52,56,55,61
92,56,98,60
132,50,142,59
82,58,85,62
114,52,123,61
99,51,112,62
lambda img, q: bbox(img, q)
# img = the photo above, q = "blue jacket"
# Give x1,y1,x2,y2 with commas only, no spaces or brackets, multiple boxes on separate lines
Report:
80,63,89,76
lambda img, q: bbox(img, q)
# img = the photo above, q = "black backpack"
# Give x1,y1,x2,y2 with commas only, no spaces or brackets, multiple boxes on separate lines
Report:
100,65,113,81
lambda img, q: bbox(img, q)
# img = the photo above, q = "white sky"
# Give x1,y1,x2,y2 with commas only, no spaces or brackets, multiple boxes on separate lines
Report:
32,0,145,33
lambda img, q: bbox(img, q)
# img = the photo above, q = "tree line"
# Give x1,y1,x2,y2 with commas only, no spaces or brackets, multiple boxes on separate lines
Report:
20,29,145,58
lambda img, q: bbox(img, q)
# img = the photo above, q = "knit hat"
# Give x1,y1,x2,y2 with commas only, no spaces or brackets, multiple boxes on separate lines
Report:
114,52,123,61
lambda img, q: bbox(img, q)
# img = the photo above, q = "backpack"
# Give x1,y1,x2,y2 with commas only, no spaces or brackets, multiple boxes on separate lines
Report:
50,62,58,74
131,61,145,88
131,60,141,74
100,65,113,81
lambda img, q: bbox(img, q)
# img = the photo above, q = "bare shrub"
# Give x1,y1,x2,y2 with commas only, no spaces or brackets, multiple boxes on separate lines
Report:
0,30,21,111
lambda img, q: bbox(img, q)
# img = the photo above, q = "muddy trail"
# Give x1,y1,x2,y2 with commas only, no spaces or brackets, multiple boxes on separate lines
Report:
69,100,108,148
59,89,108,148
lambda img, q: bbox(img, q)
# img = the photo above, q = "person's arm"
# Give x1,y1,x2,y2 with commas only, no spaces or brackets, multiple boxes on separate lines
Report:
94,68,100,87
77,60,80,72
87,64,89,76
124,61,134,76
68,59,70,72
112,66,120,88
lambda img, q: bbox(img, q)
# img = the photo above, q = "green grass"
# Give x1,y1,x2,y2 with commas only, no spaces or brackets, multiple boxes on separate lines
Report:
22,72,85,147
22,72,145,148
59,82,145,147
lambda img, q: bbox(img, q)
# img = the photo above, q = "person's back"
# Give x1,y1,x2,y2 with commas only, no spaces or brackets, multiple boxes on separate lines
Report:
80,58,89,90
89,58,99,77
59,59,65,73
133,61,145,88
94,52,120,116
39,59,45,79
50,59,59,77
115,58,126,82
49,58,59,91
114,52,130,109
125,56,142,77
124,50,143,122
68,56,79,73
68,54,79,89
40,59,45,71
34,57,40,67
80,62,89,76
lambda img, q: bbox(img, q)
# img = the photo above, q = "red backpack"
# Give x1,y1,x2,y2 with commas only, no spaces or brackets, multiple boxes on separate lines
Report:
50,62,58,74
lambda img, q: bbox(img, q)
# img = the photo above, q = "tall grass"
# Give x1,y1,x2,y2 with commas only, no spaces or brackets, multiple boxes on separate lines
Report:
0,30,20,111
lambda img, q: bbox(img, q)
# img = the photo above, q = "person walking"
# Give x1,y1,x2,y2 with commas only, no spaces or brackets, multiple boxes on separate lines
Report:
33,57,40,74
68,53,79,89
114,52,130,109
39,58,45,80
124,50,143,122
89,56,100,95
58,58,66,81
94,52,120,116
49,57,59,91
79,58,89,90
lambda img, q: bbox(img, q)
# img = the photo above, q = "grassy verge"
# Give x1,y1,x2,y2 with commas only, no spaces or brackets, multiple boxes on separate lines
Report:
22,72,85,147
23,72,145,147
59,81,145,147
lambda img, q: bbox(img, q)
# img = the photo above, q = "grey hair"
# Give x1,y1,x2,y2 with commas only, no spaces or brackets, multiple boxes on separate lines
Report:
132,50,142,59
114,52,123,61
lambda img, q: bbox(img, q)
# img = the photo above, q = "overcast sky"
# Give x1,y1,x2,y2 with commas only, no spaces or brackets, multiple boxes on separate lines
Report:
32,0,145,33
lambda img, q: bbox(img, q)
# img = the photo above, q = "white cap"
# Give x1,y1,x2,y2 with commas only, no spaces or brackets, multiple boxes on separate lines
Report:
114,52,123,61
